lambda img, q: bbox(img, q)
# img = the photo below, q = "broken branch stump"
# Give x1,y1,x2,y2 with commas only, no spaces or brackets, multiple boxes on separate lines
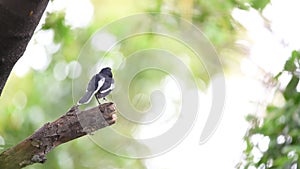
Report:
0,102,117,169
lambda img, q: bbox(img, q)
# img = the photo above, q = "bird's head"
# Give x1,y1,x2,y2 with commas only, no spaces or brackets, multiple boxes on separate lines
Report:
99,67,113,78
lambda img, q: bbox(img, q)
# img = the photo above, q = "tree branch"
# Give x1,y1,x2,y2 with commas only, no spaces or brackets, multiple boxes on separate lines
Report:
0,0,49,96
0,102,117,169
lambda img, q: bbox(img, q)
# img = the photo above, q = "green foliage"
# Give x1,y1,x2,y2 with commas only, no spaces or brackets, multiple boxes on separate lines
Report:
250,0,270,11
240,51,300,168
42,12,72,44
282,51,300,102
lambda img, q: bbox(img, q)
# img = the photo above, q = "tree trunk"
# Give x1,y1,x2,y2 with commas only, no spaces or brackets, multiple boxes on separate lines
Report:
0,0,49,96
0,103,117,169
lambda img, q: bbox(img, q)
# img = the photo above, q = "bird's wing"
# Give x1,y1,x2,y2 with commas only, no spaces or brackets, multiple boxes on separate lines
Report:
78,75,105,105
95,76,105,93
86,75,97,92
100,78,114,94
86,75,105,94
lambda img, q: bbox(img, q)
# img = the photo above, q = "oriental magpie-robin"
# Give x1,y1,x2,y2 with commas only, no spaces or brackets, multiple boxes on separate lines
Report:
78,67,114,105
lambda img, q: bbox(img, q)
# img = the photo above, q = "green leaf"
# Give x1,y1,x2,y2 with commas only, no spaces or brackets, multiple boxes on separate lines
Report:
283,76,299,100
291,50,300,60
284,50,300,72
284,59,296,72
266,105,279,113
282,145,300,154
42,12,71,44
245,114,257,122
251,0,270,10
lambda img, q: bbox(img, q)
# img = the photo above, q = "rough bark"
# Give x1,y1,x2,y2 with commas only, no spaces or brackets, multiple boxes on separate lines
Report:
0,0,49,96
0,103,117,169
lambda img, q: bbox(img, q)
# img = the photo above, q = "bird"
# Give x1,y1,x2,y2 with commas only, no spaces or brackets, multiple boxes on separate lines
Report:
78,67,114,105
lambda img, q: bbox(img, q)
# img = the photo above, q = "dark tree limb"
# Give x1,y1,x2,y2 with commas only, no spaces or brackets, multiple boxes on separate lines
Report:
0,103,117,169
0,0,49,96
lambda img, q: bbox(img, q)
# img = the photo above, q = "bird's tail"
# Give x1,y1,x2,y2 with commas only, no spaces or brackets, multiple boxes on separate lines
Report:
78,91,94,105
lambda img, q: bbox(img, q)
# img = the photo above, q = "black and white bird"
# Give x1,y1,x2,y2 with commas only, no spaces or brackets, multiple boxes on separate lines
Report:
78,67,114,105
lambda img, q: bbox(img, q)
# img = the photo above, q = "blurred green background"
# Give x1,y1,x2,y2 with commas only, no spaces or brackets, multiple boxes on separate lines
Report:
1,0,299,168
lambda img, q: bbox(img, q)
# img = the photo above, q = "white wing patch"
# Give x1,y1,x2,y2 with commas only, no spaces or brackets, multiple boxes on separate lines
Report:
100,81,114,94
95,78,105,94
111,82,115,89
